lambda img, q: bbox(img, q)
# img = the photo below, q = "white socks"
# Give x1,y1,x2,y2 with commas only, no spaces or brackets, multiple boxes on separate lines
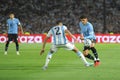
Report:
77,51,89,65
44,52,53,67
4,51,7,55
16,51,20,55
44,51,90,68
4,51,20,55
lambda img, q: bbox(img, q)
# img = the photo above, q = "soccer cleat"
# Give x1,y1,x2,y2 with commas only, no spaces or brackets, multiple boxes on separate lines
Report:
4,51,7,55
94,60,100,67
16,51,20,55
85,63,94,67
42,66,48,70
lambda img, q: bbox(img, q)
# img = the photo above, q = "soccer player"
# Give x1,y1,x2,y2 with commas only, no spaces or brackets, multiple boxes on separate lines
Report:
40,20,93,70
4,13,22,55
79,15,100,66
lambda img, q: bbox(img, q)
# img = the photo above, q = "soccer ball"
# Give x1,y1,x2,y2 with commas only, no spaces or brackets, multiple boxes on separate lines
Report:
84,39,92,46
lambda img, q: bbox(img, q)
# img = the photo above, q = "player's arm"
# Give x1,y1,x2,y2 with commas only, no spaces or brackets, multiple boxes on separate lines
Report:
40,30,52,55
18,19,24,34
40,36,50,55
79,25,84,42
19,25,24,34
80,33,84,43
79,24,84,41
80,33,84,40
65,29,76,41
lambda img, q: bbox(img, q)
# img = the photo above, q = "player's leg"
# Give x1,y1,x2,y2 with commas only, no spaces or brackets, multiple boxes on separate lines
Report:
73,47,93,66
90,41,100,66
66,43,93,66
83,46,94,60
42,45,57,70
4,34,12,55
14,34,19,55
43,51,54,70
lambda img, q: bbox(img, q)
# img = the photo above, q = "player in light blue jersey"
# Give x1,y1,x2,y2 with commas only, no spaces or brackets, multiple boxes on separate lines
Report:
4,13,23,55
40,20,93,70
79,15,100,67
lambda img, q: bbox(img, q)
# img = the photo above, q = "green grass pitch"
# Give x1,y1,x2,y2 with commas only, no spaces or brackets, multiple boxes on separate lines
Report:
0,43,120,80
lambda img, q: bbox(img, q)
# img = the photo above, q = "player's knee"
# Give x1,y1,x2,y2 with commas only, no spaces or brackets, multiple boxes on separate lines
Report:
6,41,10,47
6,41,9,44
83,50,89,56
91,43,95,47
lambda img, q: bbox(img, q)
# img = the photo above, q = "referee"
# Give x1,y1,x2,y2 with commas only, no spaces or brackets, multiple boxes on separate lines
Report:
4,13,22,55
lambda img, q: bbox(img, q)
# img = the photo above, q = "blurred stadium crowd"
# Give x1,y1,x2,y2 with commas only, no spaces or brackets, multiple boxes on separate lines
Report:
0,0,120,34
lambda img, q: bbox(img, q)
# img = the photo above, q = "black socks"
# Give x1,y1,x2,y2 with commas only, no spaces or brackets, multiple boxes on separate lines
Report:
91,47,98,59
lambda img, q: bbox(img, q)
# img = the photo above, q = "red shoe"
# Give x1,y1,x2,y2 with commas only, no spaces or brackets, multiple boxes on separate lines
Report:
94,60,100,67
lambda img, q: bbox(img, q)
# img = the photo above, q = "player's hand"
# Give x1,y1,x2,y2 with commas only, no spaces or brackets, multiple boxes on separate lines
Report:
81,40,84,43
80,37,84,40
72,36,78,43
80,37,84,43
40,49,45,55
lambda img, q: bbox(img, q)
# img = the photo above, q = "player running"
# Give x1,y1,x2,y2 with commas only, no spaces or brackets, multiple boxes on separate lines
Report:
4,13,23,55
79,15,100,66
40,20,93,70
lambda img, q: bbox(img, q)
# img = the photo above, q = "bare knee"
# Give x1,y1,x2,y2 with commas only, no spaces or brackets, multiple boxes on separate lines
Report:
83,50,89,56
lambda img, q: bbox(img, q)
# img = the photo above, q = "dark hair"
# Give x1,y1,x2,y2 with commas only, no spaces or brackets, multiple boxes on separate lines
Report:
9,12,15,16
80,15,87,19
56,20,62,24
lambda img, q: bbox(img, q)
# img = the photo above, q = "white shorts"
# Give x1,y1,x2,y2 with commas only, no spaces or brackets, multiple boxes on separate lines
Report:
50,43,75,52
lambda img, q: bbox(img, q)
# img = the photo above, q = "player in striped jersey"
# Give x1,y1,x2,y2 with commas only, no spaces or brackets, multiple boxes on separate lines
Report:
40,20,93,70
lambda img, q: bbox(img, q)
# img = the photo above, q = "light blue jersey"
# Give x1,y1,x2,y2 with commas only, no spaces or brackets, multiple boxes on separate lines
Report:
79,22,96,40
7,18,20,34
47,25,68,45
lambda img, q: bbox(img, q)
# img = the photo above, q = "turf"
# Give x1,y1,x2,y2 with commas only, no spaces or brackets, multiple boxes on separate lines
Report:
0,43,120,80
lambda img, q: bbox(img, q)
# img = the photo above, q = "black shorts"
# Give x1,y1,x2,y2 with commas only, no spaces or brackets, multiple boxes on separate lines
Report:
7,34,18,42
83,39,96,51
83,46,91,51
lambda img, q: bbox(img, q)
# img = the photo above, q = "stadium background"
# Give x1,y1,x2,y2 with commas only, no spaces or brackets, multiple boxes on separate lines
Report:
0,0,120,34
0,0,120,80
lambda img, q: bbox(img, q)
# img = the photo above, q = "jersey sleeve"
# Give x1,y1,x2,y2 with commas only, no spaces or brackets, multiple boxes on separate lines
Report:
17,19,21,25
63,25,67,31
47,29,52,37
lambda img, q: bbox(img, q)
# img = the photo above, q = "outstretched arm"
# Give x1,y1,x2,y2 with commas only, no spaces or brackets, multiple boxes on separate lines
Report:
65,29,76,40
40,36,50,55
80,34,84,43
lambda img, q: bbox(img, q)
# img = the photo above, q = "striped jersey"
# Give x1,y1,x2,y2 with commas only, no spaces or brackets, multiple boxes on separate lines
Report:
7,18,21,34
47,25,68,45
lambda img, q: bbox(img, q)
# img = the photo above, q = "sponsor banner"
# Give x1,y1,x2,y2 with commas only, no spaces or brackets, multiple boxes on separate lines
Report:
0,34,120,43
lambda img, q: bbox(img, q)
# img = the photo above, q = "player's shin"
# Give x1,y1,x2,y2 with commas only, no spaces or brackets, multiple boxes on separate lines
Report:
15,42,19,51
85,54,94,60
5,41,10,51
91,47,99,59
77,51,89,65
44,52,53,67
